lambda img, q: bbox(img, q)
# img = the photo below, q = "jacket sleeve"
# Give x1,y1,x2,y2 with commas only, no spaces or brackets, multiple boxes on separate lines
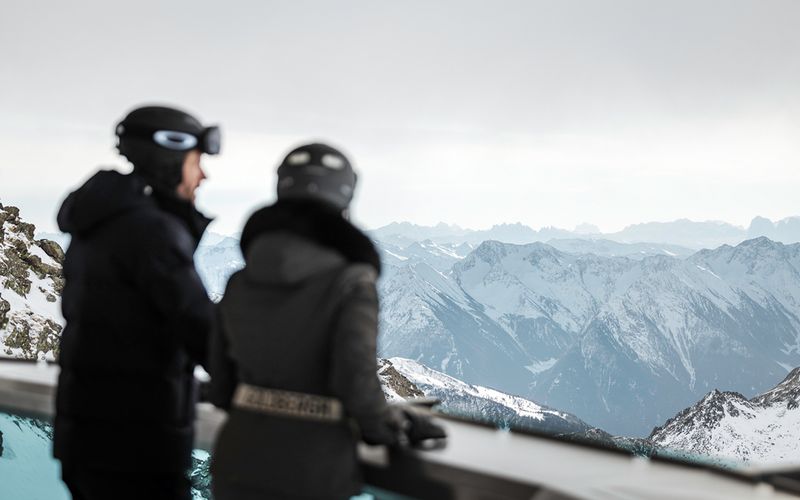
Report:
207,301,238,410
328,265,402,445
133,219,213,368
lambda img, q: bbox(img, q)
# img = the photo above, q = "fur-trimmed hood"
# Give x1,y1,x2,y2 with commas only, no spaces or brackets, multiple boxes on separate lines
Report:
239,200,381,285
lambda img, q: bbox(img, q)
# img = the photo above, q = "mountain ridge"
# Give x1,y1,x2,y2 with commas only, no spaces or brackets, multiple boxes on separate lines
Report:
649,367,800,468
370,215,800,249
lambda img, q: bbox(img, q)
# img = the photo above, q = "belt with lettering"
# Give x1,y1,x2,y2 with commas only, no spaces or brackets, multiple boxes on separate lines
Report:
232,383,344,423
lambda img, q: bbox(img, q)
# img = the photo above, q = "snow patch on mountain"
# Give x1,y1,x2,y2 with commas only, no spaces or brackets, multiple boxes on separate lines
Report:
526,358,557,375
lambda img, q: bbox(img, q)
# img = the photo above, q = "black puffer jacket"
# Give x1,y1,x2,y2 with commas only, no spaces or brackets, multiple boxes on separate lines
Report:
209,201,400,500
53,170,213,474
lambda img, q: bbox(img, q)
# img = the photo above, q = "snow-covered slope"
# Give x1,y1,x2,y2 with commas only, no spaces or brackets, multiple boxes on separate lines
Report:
194,236,244,297
0,204,64,360
649,368,800,468
378,261,532,395
375,238,472,274
380,357,593,435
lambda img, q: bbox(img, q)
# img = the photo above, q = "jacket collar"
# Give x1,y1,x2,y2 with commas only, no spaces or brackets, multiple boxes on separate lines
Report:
58,170,211,246
152,188,212,247
240,200,381,275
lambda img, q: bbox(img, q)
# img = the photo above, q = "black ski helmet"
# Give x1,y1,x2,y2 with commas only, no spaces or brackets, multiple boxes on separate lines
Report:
115,105,220,191
276,143,357,211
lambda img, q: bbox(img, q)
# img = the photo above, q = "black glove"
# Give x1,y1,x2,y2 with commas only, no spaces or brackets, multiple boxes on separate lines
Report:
399,407,447,448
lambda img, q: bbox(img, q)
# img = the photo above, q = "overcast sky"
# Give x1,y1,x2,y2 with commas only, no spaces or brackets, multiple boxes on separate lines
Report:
2,0,799,235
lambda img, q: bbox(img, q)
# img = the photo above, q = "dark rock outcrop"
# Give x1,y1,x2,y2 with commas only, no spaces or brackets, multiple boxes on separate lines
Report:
378,359,425,399
1,204,65,359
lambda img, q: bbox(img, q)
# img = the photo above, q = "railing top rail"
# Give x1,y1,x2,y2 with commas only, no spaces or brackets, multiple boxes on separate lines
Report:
1,358,799,499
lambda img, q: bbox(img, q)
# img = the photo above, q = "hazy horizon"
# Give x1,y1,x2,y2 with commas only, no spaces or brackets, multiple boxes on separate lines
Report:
21,206,800,240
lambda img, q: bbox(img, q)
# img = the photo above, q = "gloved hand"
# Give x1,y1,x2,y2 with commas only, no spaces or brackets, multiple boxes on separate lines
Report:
361,404,447,448
397,406,447,448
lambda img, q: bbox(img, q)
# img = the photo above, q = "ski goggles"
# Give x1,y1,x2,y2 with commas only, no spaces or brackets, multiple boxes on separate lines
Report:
116,123,221,155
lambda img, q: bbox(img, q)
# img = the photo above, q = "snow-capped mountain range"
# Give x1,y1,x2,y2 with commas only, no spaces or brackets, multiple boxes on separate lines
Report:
380,237,800,436
649,368,800,468
176,225,800,438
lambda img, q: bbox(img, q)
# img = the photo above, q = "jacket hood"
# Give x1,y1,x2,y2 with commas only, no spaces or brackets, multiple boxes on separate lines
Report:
240,200,381,281
58,169,212,242
246,232,346,286
57,170,152,236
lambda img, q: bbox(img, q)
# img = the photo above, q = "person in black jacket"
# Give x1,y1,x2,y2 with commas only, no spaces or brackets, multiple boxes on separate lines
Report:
208,143,445,500
54,105,221,500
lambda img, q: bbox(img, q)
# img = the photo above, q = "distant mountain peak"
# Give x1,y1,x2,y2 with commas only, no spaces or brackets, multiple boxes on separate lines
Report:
737,236,778,246
470,240,512,262
785,366,800,382
649,367,800,467
752,366,800,407
489,222,530,229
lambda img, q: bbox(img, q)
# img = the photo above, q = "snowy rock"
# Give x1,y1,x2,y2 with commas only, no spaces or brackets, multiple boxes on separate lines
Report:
378,358,425,402
0,204,64,360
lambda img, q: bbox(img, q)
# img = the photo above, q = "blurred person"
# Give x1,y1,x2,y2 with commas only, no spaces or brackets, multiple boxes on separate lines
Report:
54,105,221,500
208,142,445,500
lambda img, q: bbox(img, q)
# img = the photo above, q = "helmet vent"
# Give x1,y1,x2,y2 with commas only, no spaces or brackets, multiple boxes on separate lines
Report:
321,154,345,170
287,151,311,165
